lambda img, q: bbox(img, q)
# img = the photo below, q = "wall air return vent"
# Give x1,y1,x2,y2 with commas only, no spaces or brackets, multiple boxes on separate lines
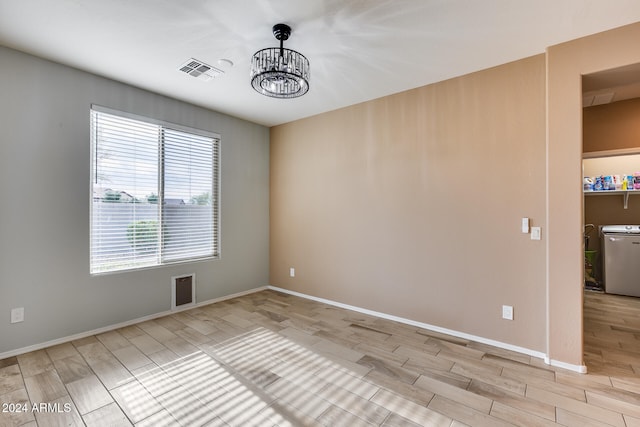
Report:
178,59,223,82
171,274,196,310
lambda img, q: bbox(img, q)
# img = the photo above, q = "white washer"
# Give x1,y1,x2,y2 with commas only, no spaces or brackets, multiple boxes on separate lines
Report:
602,225,640,297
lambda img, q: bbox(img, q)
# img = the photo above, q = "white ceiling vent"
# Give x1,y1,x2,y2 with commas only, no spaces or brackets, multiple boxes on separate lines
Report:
178,59,223,82
583,91,616,107
592,92,615,106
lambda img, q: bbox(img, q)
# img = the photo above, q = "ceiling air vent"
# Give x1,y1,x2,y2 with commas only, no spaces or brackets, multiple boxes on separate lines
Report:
592,92,615,106
178,58,223,82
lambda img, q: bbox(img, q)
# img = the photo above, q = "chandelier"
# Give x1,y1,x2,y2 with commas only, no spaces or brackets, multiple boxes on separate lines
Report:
250,23,310,99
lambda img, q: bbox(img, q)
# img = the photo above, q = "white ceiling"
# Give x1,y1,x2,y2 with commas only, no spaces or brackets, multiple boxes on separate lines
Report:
1,1,640,127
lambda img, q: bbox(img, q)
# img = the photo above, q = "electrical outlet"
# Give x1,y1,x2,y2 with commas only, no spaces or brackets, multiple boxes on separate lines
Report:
502,305,513,320
289,267,295,278
10,307,24,324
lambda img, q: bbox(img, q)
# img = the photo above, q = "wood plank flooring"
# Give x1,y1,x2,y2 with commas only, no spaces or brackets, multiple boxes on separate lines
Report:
1,289,639,426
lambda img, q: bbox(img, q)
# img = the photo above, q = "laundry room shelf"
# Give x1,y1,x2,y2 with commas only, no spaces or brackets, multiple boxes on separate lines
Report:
584,190,640,209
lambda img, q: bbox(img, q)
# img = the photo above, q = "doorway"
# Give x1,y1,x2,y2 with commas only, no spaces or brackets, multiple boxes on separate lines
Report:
582,63,640,375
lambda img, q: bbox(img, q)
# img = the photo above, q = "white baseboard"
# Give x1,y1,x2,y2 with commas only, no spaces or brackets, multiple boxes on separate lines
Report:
268,285,587,374
545,356,588,373
2,284,588,375
0,286,268,360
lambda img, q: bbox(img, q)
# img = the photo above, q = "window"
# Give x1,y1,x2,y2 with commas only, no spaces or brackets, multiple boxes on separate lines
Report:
90,106,219,274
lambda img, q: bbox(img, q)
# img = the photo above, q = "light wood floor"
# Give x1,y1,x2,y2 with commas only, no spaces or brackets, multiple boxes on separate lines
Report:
1,289,640,426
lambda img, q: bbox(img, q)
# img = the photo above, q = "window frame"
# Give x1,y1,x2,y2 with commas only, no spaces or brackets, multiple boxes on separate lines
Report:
89,105,221,275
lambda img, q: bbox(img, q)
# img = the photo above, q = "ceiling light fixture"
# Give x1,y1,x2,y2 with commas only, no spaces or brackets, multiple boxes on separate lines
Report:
250,23,310,99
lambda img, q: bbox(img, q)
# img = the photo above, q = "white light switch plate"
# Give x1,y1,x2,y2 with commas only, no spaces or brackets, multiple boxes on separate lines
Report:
521,218,530,233
502,305,513,320
289,267,295,278
531,227,541,240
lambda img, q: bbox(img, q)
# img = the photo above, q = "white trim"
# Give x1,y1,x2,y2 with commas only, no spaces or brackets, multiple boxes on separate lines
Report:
582,147,640,159
0,286,267,360
545,356,588,373
268,286,565,367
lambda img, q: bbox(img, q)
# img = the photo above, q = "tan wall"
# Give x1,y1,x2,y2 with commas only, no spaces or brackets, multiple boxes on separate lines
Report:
583,100,640,284
271,55,547,352
583,154,640,177
547,22,640,366
584,98,640,153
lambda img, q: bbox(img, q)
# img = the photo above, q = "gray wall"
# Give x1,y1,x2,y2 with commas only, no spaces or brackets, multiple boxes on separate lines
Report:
0,46,270,355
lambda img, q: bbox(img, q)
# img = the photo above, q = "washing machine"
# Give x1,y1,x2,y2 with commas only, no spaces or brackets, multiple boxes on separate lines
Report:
601,225,640,297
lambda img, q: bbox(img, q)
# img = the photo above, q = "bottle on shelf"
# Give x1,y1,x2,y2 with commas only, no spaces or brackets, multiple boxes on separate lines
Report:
613,175,622,190
594,176,603,191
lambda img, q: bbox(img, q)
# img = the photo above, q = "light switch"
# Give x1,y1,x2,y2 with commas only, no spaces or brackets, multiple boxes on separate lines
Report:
502,305,514,320
531,227,541,240
521,218,530,233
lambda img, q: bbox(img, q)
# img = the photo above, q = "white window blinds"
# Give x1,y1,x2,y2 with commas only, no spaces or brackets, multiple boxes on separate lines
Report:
90,107,219,274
